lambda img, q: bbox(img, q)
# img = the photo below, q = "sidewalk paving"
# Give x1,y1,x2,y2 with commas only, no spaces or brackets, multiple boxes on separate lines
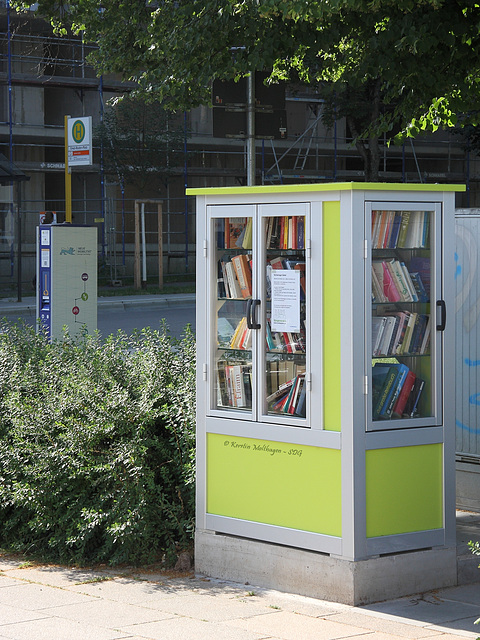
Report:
0,552,479,640
0,292,478,639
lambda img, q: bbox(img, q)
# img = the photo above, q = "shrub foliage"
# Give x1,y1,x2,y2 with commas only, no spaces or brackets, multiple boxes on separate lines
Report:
0,321,195,566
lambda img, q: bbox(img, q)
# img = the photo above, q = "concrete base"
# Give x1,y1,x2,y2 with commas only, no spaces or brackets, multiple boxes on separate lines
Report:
456,462,480,513
195,529,458,606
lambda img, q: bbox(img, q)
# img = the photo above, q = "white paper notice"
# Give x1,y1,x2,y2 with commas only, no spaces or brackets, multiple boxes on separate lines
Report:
271,269,300,332
41,229,50,245
41,248,50,268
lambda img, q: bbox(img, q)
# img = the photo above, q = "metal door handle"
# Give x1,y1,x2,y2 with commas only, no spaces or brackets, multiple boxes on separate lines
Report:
247,298,261,330
436,300,446,331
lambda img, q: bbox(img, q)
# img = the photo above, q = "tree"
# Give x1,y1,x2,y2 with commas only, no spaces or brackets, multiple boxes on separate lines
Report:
14,0,480,180
96,96,184,193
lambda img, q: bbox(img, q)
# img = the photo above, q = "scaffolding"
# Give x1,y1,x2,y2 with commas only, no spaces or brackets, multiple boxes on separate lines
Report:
0,4,475,294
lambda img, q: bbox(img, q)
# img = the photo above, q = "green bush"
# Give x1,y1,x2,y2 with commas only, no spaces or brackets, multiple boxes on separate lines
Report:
469,541,480,638
0,321,195,566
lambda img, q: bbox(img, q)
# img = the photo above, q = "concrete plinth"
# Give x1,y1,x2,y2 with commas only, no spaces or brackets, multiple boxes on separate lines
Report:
456,462,480,513
195,529,458,606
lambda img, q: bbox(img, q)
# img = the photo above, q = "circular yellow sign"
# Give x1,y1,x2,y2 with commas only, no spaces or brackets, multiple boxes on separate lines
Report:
72,120,86,144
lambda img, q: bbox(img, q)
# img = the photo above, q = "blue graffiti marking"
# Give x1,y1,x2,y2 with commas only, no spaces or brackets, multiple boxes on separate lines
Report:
470,393,480,406
456,419,480,434
465,358,480,366
454,252,462,280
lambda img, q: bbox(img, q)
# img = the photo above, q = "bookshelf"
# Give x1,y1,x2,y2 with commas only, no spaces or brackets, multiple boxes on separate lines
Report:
368,206,440,429
191,183,462,605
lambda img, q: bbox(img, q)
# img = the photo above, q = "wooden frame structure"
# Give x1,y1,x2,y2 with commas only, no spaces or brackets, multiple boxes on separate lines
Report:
134,199,163,289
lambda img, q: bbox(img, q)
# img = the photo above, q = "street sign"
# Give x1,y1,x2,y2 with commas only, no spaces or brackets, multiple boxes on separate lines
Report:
67,116,92,166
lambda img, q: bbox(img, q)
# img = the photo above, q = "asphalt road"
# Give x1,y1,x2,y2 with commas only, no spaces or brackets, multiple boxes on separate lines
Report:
0,299,196,340
97,303,196,338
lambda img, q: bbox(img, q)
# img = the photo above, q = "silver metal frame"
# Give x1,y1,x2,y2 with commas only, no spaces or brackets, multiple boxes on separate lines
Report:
195,186,457,561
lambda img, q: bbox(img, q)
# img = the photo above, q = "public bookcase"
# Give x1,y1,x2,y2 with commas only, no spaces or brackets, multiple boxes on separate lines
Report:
188,182,464,605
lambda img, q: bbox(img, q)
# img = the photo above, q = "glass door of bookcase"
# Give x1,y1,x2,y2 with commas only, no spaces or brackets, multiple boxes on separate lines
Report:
366,202,443,431
209,203,309,426
211,209,255,416
259,203,309,425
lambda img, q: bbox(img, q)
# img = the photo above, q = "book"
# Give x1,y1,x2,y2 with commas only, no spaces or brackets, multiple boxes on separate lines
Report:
297,216,305,249
382,211,395,248
225,218,246,249
409,313,428,355
231,364,246,407
242,218,253,249
376,211,388,249
399,262,418,302
378,315,397,356
295,376,307,417
386,259,411,302
379,363,409,419
217,260,226,298
269,217,280,248
409,272,429,302
403,377,425,417
396,211,411,248
389,311,409,355
229,316,247,349
403,211,420,248
266,378,294,403
231,253,252,298
419,317,431,354
225,261,242,298
372,316,387,356
216,218,225,249
392,370,416,417
279,217,285,250
219,258,230,298
216,365,230,407
371,266,386,303
372,364,400,420
388,212,402,248
409,257,430,292
400,311,418,355
266,218,274,249
270,256,285,270
266,322,275,351
381,261,402,302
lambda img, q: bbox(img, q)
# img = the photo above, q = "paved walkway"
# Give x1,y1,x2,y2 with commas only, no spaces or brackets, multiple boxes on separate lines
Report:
0,551,479,640
0,294,478,638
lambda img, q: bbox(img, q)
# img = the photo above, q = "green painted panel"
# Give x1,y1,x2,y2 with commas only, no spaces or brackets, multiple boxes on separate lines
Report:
207,434,342,536
366,444,443,537
323,201,342,431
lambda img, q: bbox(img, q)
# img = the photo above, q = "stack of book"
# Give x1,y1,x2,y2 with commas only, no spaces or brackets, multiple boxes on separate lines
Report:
372,259,428,304
217,217,252,250
372,210,430,249
218,253,252,299
266,321,306,354
372,312,430,357
216,362,252,409
266,373,306,417
227,317,252,351
266,216,305,250
372,361,425,420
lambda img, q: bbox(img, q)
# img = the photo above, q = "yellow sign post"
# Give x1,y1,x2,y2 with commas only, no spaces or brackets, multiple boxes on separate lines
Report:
64,115,72,223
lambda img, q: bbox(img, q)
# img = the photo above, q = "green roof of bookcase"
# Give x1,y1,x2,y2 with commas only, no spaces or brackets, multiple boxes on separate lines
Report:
186,182,465,196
